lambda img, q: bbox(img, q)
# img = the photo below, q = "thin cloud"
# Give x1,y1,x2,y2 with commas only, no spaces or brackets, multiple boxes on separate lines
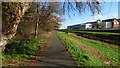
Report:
93,14,104,20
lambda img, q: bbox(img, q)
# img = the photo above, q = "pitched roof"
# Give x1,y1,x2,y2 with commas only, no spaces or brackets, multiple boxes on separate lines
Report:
102,18,115,22
85,21,96,24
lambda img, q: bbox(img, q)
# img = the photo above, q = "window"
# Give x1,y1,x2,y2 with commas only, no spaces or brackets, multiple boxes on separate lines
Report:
117,22,119,24
114,22,120,24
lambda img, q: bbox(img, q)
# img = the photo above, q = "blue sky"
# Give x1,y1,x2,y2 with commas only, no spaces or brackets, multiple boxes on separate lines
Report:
59,2,118,29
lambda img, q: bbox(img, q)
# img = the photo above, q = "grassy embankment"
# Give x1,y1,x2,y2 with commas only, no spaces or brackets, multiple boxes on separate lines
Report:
56,31,120,66
73,31,120,45
2,36,48,66
58,29,120,45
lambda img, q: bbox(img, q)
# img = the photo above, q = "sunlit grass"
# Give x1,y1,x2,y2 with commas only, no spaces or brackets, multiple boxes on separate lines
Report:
57,31,120,66
56,31,105,66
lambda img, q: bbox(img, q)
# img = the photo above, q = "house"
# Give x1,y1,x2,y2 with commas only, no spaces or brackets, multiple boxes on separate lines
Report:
67,22,96,30
85,23,93,29
79,24,86,29
67,24,86,29
101,19,114,29
67,24,80,29
67,26,73,29
85,21,96,29
72,24,83,29
112,18,120,29
67,18,120,30
101,18,120,29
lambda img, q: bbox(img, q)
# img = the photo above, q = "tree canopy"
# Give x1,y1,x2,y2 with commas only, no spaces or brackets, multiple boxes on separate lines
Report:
1,1,102,52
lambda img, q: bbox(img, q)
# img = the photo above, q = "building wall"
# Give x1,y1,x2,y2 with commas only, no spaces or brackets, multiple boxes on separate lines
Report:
80,25,85,29
73,25,81,29
106,22,112,28
67,18,120,30
85,24,92,29
67,24,86,29
101,22,106,29
113,19,120,28
67,26,73,29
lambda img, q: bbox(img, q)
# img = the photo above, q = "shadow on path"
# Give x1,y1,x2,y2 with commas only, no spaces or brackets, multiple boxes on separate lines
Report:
34,31,76,67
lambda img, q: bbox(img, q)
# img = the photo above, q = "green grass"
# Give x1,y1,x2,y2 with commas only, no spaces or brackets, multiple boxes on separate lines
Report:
74,37,120,65
2,36,47,66
57,32,120,66
56,31,106,66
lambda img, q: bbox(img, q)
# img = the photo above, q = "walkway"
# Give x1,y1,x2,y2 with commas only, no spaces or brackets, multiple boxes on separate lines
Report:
35,32,76,67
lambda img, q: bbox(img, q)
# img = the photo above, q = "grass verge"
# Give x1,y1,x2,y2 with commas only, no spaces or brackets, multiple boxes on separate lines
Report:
67,33,120,65
56,31,120,66
56,31,105,66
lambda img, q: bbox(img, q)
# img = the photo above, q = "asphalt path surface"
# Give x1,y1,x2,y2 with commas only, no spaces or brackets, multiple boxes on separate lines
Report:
35,32,76,68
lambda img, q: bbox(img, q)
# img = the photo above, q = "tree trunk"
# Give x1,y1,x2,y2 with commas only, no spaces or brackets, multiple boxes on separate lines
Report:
34,21,39,39
0,2,31,52
34,4,39,39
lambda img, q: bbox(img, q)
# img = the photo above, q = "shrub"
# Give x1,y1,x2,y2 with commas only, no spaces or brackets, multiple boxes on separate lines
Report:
4,38,40,55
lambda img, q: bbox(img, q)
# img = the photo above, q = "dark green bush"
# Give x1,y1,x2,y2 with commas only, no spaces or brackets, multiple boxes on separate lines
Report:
4,38,40,55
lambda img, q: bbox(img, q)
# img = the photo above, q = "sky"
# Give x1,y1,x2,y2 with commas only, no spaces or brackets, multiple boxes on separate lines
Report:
59,2,118,29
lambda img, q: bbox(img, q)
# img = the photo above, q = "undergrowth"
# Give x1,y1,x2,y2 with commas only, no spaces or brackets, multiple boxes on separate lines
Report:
2,37,46,66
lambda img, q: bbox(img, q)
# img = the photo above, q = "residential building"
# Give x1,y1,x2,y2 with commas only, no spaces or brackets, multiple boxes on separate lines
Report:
66,18,120,30
101,19,114,29
112,18,120,29
85,24,93,29
79,24,86,29
101,18,120,29
67,24,85,29
85,21,96,29
67,26,73,29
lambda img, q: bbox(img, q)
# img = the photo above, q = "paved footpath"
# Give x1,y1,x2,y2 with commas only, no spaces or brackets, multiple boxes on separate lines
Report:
35,32,76,67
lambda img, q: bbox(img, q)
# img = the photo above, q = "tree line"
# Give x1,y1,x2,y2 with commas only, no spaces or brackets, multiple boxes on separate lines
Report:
1,1,102,52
